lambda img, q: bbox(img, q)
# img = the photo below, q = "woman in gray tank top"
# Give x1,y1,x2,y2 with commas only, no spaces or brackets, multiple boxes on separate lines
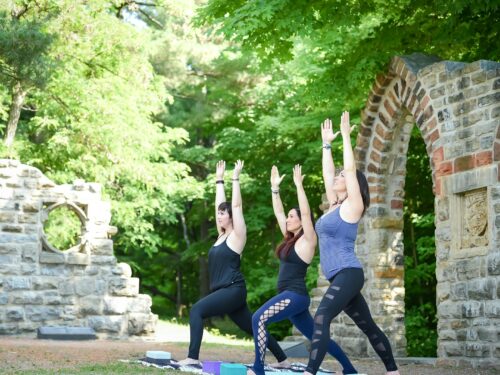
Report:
304,112,400,375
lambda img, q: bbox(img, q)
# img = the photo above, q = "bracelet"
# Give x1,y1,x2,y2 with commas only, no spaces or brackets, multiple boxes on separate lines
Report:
271,188,279,194
216,180,224,184
232,178,239,181
322,143,332,150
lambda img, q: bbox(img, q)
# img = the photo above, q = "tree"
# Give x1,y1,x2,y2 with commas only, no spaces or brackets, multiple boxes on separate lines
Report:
0,6,57,147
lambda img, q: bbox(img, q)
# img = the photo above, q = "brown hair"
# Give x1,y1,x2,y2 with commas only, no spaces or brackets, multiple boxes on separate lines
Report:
275,207,313,258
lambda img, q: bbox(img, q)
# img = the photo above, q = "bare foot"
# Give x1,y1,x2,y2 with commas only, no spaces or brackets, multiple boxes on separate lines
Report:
386,371,400,375
176,358,200,366
269,360,291,369
247,369,256,375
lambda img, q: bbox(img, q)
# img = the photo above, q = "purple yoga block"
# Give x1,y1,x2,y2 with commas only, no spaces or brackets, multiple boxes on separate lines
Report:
202,360,222,375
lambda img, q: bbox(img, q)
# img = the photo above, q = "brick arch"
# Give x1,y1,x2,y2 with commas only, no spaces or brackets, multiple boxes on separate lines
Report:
310,54,500,368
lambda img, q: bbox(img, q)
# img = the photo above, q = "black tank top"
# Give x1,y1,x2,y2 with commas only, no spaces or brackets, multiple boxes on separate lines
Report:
208,235,245,292
277,246,309,295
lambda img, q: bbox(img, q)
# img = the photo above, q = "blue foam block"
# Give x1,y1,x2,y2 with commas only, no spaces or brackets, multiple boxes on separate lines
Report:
220,363,247,375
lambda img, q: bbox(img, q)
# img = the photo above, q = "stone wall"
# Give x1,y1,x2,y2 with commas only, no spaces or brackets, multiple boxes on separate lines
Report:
0,159,157,338
304,54,499,368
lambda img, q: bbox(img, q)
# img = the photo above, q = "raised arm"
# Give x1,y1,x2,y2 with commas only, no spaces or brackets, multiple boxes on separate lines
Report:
215,160,226,236
270,166,287,236
340,111,364,221
293,165,317,249
321,119,341,206
230,160,246,253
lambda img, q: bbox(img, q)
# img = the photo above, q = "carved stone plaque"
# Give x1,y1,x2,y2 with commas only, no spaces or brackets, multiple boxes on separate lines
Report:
461,188,488,248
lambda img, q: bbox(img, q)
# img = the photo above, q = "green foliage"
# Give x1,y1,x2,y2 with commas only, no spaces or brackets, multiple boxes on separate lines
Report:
0,10,57,88
405,303,438,357
43,206,82,250
403,129,437,356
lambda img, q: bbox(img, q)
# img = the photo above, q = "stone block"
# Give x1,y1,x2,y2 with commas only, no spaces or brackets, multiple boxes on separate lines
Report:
85,266,99,276
0,243,19,255
439,329,456,340
61,306,78,321
484,301,500,318
74,278,96,296
450,282,467,301
90,256,117,266
443,342,464,356
22,243,39,262
12,291,44,305
478,92,500,108
58,281,75,296
6,307,25,321
103,296,129,315
112,263,132,278
17,213,37,224
66,252,90,265
22,201,41,212
468,278,495,299
108,277,139,297
0,293,8,304
2,224,23,233
43,291,62,305
91,239,114,255
438,301,461,318
41,265,71,277
0,212,16,223
0,263,19,275
79,296,103,315
456,258,481,281
128,313,156,335
461,301,483,318
87,315,127,333
487,252,500,275
0,323,17,334
128,294,152,313
32,277,58,290
465,342,490,357
39,251,65,264
21,263,37,275
26,306,62,322
341,337,368,357
4,276,31,290
477,327,499,342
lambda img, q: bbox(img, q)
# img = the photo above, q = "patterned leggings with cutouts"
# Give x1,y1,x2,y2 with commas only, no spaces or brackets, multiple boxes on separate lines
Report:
306,268,398,374
251,290,357,375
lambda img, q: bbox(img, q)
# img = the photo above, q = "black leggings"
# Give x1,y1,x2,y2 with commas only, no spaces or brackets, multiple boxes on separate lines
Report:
188,283,287,362
306,268,398,374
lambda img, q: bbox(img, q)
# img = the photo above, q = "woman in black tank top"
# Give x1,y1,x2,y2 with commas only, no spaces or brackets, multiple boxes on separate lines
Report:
248,165,357,375
176,160,287,367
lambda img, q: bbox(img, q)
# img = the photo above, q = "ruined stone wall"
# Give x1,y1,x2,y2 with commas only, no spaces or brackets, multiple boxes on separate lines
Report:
0,160,157,338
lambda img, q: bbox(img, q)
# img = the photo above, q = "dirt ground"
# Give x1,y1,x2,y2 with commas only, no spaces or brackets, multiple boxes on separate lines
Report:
0,337,498,375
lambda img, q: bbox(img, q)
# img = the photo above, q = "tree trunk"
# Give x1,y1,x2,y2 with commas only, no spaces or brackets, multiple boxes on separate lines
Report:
177,213,191,318
4,82,27,147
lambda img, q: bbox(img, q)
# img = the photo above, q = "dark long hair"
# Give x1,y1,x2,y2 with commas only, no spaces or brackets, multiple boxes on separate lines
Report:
218,202,232,232
356,169,370,216
275,207,314,258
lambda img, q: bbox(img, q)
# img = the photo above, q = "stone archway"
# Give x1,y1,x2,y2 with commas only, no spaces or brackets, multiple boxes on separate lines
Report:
310,54,499,368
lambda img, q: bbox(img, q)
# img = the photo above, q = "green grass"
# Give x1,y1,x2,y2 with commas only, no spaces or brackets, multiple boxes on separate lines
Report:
7,362,189,375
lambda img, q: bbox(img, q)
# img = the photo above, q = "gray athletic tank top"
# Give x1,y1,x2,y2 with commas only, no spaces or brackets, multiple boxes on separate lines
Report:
315,205,362,280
